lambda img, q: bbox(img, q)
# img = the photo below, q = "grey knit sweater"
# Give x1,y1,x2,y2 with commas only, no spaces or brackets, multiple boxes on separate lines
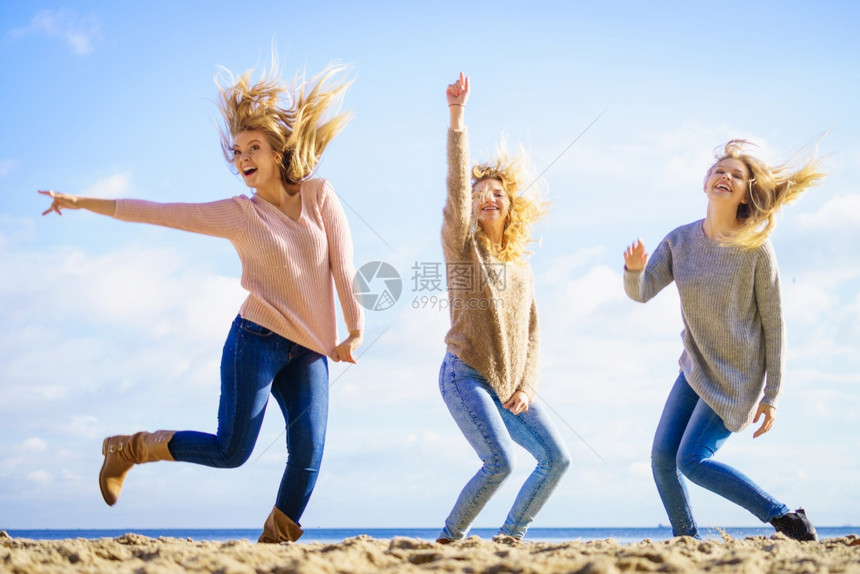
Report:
624,220,785,432
442,128,539,402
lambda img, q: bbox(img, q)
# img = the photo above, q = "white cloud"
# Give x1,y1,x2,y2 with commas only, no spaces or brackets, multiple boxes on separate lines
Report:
0,159,15,177
0,215,36,248
25,470,54,487
9,9,101,55
11,437,48,455
81,171,134,199
795,194,860,230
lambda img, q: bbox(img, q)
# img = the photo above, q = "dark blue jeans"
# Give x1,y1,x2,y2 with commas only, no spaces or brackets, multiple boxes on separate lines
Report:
651,372,789,537
168,315,329,522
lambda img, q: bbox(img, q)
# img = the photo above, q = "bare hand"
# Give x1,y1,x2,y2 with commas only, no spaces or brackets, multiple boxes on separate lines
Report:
330,331,363,364
623,238,648,271
446,72,470,107
502,391,530,415
752,403,776,438
38,190,80,216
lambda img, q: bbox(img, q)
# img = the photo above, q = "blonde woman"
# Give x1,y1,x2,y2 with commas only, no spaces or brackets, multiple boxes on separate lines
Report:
623,140,824,541
39,62,363,543
436,73,571,543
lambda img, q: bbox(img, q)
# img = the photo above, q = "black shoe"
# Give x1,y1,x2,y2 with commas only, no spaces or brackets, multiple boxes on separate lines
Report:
771,508,818,542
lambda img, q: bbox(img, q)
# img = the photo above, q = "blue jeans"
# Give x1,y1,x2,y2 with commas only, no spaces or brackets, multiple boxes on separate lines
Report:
167,315,329,523
651,372,789,537
438,352,571,540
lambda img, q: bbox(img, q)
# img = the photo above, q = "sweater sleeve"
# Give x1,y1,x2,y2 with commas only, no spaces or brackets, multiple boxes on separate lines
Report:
755,242,784,407
113,198,248,239
624,235,675,303
320,181,364,333
441,128,472,254
519,295,540,401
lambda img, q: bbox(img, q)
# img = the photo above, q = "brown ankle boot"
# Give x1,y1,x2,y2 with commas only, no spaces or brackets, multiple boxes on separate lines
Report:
258,506,303,543
99,430,175,506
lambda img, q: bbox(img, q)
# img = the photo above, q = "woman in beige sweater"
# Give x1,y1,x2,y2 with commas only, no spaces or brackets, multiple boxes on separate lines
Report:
436,73,571,543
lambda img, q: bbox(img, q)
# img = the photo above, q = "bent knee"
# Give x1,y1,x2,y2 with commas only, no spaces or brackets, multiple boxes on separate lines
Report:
556,450,573,473
651,447,677,471
677,452,707,477
214,445,253,469
482,455,514,481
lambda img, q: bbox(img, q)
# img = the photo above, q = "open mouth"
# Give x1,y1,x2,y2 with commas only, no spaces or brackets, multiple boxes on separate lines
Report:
243,166,258,177
715,183,731,192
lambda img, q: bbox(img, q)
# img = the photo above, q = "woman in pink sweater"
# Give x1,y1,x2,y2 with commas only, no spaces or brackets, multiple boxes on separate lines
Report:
39,62,363,543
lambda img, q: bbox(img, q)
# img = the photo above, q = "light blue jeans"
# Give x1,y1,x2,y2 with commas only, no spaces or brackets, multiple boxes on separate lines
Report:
651,372,790,537
438,352,571,540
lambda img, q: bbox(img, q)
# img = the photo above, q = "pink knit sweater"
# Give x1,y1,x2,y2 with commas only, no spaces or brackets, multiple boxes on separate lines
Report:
113,178,363,356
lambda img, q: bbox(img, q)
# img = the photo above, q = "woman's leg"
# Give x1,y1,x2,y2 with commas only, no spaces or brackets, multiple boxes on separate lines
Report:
437,353,517,541
168,316,287,468
498,400,571,539
651,373,701,537
677,399,790,523
269,343,329,523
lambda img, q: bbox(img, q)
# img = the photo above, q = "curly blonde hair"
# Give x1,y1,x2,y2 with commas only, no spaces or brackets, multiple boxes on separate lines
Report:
471,145,549,263
216,61,352,183
712,139,825,249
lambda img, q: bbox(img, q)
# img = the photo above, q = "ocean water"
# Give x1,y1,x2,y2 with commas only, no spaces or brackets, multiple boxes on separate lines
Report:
3,526,857,544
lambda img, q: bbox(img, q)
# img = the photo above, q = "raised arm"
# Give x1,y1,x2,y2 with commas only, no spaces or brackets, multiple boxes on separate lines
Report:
39,190,116,217
623,236,674,303
446,71,469,131
441,73,473,253
623,238,648,271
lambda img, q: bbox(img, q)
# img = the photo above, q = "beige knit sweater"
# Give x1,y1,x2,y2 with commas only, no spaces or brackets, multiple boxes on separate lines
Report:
442,128,539,402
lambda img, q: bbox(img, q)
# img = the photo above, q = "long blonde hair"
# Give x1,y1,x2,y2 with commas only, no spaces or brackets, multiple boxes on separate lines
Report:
216,61,352,183
713,139,825,249
471,145,548,263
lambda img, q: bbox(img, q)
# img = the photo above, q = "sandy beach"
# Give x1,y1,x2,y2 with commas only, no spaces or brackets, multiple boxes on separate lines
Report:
2,530,858,574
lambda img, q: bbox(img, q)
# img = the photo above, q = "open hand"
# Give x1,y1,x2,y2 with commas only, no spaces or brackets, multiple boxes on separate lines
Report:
623,238,648,271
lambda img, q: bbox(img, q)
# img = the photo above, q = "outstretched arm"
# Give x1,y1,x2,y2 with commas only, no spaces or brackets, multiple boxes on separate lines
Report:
446,72,469,131
39,190,116,217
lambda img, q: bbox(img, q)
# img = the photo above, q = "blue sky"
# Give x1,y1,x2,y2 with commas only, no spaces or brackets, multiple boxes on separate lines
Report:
1,1,858,531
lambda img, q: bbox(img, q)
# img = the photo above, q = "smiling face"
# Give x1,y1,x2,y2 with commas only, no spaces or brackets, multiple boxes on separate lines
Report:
704,157,750,209
472,177,511,233
231,130,281,190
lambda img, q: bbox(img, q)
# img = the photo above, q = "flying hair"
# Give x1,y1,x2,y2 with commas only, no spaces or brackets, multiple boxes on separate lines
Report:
471,141,549,263
215,57,352,184
712,139,826,249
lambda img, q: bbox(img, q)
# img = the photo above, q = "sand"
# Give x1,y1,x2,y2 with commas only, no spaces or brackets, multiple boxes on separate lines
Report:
1,530,858,574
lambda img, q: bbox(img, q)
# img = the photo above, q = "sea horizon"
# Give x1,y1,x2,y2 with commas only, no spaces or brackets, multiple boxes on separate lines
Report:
3,526,857,544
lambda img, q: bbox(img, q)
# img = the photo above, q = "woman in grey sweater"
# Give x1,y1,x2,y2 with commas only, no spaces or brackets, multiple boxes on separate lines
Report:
623,140,824,541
